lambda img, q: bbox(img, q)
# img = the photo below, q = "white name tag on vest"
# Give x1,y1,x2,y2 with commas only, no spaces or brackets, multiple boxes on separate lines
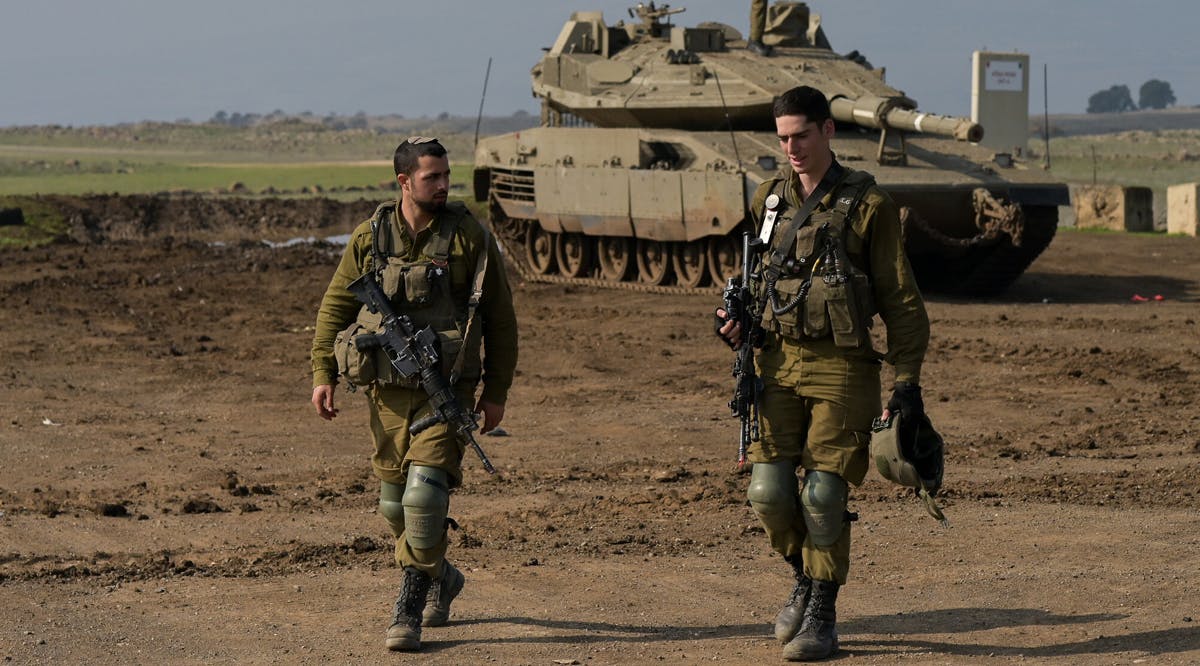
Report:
759,193,782,246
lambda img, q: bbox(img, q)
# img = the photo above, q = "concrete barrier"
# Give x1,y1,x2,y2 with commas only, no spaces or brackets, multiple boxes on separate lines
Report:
1072,185,1154,232
1166,183,1199,237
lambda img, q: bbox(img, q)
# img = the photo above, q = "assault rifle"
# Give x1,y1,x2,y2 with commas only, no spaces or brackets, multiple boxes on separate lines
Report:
724,233,766,468
346,272,496,474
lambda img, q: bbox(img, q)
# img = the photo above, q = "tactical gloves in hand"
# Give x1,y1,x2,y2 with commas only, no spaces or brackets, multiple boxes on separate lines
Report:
887,381,925,442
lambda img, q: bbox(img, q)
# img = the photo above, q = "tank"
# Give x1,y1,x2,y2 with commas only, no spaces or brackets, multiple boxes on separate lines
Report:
473,2,1068,295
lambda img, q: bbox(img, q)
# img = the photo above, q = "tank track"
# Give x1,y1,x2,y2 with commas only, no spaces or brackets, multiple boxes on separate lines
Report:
952,205,1058,296
902,203,1059,297
486,214,723,296
490,206,1058,298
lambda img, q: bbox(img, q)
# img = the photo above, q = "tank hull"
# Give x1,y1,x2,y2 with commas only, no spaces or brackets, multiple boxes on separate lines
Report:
475,126,1067,295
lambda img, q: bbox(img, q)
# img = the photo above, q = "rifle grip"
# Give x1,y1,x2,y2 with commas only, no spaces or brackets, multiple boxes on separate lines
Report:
409,412,442,435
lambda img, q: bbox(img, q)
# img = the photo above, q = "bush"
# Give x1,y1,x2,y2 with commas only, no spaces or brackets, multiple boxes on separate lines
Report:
1087,85,1136,114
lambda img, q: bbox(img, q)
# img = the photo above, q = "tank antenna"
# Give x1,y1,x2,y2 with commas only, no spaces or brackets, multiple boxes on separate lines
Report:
473,57,493,151
1041,62,1051,170
712,70,743,171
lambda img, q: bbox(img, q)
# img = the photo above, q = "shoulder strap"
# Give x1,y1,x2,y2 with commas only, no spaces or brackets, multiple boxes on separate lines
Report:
449,223,493,383
368,202,396,272
831,170,875,220
426,207,462,264
429,202,470,262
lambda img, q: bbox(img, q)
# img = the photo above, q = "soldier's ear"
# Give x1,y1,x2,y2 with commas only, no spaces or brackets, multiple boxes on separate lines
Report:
396,173,409,192
821,118,835,139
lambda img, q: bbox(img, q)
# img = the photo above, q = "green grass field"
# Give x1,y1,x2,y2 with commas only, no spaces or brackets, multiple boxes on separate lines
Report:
1033,128,1200,191
0,122,475,197
2,121,1197,199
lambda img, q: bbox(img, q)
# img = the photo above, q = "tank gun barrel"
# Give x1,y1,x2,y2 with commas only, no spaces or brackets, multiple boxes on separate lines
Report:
830,95,983,143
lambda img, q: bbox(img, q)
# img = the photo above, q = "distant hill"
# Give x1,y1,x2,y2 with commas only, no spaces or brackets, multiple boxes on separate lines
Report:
1033,107,1200,137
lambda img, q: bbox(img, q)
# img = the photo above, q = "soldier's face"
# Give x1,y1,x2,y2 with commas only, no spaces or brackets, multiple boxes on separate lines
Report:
776,114,834,176
399,154,451,213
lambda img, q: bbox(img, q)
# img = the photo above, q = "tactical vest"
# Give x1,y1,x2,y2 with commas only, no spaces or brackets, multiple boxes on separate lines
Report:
335,201,484,390
758,169,877,349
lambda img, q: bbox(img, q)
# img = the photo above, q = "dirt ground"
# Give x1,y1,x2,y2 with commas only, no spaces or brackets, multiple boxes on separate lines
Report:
1,200,1198,665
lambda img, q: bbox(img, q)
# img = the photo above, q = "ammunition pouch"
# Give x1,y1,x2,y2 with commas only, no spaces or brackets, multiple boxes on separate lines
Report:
766,275,807,339
334,319,382,389
804,273,875,348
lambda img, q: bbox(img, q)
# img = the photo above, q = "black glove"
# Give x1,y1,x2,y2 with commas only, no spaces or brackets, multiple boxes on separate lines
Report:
714,308,737,350
887,381,925,441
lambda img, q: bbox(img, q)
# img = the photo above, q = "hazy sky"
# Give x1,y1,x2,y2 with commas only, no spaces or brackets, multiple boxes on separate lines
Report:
3,0,1197,126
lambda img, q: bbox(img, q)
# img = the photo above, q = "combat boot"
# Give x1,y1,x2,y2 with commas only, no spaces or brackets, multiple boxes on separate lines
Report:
422,560,465,627
782,578,839,661
746,39,773,56
385,566,432,651
774,555,812,643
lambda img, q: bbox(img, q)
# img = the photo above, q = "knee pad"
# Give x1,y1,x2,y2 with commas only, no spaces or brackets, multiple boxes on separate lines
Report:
747,462,800,534
401,466,450,550
378,480,406,538
799,470,848,547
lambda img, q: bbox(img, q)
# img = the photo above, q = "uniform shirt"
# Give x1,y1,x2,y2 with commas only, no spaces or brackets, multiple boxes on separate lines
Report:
310,201,518,405
750,166,929,385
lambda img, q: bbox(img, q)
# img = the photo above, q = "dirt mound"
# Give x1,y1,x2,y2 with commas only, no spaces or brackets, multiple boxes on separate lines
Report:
3,193,380,245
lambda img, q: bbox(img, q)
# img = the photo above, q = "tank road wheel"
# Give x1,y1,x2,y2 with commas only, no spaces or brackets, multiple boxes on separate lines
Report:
597,236,632,282
636,238,674,286
706,234,741,285
525,226,557,275
555,232,593,278
672,240,709,289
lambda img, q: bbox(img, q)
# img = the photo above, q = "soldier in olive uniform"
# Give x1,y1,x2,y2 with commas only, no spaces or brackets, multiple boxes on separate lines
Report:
716,86,929,661
310,137,518,652
748,0,772,55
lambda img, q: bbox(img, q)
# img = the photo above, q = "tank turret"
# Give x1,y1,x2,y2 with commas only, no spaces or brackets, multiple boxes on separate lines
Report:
476,2,1069,295
533,1,981,144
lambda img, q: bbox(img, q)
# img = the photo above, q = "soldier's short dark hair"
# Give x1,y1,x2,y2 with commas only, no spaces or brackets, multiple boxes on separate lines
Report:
393,136,447,176
773,86,832,125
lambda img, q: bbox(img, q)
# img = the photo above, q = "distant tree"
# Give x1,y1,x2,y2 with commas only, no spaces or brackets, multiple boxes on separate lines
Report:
211,110,229,124
347,111,368,129
1138,79,1176,110
1086,85,1136,113
436,111,450,121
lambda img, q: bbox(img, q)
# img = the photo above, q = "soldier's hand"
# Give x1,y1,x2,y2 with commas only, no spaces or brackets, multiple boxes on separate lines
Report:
714,307,743,349
312,384,339,420
474,399,505,434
